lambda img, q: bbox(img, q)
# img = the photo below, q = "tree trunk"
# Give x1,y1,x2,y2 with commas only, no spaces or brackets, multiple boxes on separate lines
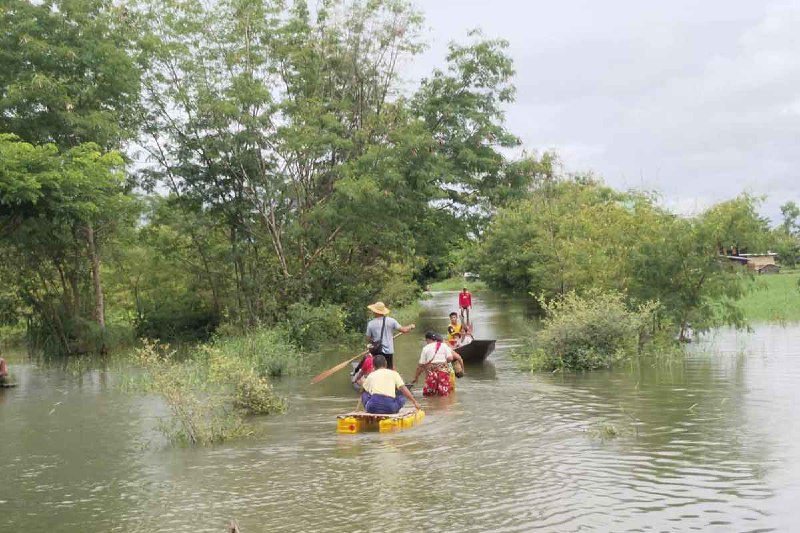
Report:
85,224,106,355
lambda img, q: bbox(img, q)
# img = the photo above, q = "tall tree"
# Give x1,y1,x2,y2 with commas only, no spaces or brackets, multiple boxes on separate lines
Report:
0,134,129,353
0,0,143,352
137,0,525,324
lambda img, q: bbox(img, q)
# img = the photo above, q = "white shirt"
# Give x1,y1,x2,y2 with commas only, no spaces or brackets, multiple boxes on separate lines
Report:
419,342,451,365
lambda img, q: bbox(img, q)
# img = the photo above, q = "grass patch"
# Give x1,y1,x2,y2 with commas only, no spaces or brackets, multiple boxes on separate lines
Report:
427,277,487,292
210,328,309,378
391,298,427,326
737,270,800,322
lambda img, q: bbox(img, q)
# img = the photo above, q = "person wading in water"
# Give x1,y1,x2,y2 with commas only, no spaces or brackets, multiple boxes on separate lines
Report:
0,355,9,385
409,332,464,397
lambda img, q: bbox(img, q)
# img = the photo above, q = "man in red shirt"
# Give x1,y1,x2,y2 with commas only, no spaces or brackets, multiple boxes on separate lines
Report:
459,287,472,324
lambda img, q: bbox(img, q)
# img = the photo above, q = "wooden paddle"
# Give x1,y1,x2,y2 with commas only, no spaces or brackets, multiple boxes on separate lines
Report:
310,332,404,385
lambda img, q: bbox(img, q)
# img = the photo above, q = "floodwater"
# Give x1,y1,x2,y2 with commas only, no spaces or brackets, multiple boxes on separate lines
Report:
2,291,800,532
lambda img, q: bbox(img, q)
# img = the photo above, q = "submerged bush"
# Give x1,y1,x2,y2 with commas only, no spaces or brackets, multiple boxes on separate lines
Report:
211,327,307,377
233,369,287,415
515,290,662,372
132,339,287,446
285,303,347,351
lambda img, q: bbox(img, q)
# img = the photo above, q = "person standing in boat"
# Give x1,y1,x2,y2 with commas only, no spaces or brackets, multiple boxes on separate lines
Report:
459,287,472,323
446,312,463,347
364,301,415,370
409,332,464,396
361,355,421,413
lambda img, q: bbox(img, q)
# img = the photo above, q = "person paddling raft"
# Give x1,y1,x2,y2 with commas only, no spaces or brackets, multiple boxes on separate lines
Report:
409,332,464,397
362,301,415,370
361,354,421,414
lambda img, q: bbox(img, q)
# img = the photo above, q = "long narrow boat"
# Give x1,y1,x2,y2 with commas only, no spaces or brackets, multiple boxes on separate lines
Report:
454,338,496,363
0,382,17,388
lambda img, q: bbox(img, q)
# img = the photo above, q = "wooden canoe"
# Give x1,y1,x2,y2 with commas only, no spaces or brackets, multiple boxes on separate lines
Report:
0,382,17,388
454,339,496,363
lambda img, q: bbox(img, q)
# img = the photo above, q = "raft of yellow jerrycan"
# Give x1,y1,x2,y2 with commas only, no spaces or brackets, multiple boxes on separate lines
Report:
337,407,425,434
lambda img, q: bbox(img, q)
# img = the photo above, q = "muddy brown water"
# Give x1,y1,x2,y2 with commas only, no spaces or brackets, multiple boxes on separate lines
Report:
1,290,800,532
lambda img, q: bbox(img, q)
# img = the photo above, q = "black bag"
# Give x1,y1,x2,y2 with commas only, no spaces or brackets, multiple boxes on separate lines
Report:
368,316,387,355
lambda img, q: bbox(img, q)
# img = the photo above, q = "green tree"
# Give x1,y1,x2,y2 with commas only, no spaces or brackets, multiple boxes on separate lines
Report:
475,175,770,339
0,0,143,352
773,201,800,266
137,0,526,325
0,134,130,353
0,0,143,148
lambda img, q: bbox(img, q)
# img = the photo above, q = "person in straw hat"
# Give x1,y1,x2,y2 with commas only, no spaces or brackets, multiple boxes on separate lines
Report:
363,301,415,370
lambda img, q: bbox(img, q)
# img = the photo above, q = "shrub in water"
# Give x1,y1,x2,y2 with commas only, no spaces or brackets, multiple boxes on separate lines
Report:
212,328,306,377
233,369,288,415
517,290,659,372
133,339,286,446
285,303,347,351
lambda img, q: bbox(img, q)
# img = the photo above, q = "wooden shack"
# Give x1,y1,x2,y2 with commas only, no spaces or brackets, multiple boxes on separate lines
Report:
740,253,780,274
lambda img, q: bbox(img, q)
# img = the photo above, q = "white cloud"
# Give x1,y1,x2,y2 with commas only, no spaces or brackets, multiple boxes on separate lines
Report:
414,0,800,223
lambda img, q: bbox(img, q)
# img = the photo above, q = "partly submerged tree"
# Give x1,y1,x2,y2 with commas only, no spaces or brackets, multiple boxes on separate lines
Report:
0,134,131,354
475,176,771,339
0,0,144,352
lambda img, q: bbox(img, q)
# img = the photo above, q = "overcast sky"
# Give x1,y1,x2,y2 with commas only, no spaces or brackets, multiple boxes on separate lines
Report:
407,0,800,223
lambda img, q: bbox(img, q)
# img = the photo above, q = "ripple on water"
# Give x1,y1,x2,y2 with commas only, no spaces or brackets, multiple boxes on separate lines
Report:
2,307,799,532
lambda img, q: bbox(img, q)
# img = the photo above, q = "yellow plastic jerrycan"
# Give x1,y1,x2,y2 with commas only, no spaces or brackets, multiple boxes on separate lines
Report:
379,417,400,432
337,416,361,434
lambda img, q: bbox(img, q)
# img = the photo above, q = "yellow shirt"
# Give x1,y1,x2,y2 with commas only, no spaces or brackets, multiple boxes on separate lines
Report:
363,368,405,398
446,322,462,342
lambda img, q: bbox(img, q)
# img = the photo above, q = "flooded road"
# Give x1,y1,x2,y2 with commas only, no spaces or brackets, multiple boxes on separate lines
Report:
2,290,800,532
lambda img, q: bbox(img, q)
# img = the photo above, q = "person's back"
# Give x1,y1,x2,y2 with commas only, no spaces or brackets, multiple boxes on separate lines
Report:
365,301,416,370
363,368,402,398
360,354,420,414
411,333,462,397
0,357,8,383
366,316,400,352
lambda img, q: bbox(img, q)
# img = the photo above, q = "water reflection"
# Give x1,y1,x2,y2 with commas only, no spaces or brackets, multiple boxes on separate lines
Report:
1,293,799,532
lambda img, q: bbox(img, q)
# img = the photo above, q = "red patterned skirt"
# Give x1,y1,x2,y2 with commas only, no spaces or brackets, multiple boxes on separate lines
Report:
423,364,453,397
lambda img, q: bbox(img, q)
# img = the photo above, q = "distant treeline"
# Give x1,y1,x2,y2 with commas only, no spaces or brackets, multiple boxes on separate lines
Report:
470,177,799,339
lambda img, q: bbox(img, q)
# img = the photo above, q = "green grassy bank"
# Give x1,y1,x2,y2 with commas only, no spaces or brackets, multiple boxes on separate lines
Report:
427,277,487,292
738,270,800,322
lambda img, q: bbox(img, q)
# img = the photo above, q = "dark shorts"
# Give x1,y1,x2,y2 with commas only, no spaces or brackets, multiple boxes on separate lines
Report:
374,352,394,369
361,392,405,414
